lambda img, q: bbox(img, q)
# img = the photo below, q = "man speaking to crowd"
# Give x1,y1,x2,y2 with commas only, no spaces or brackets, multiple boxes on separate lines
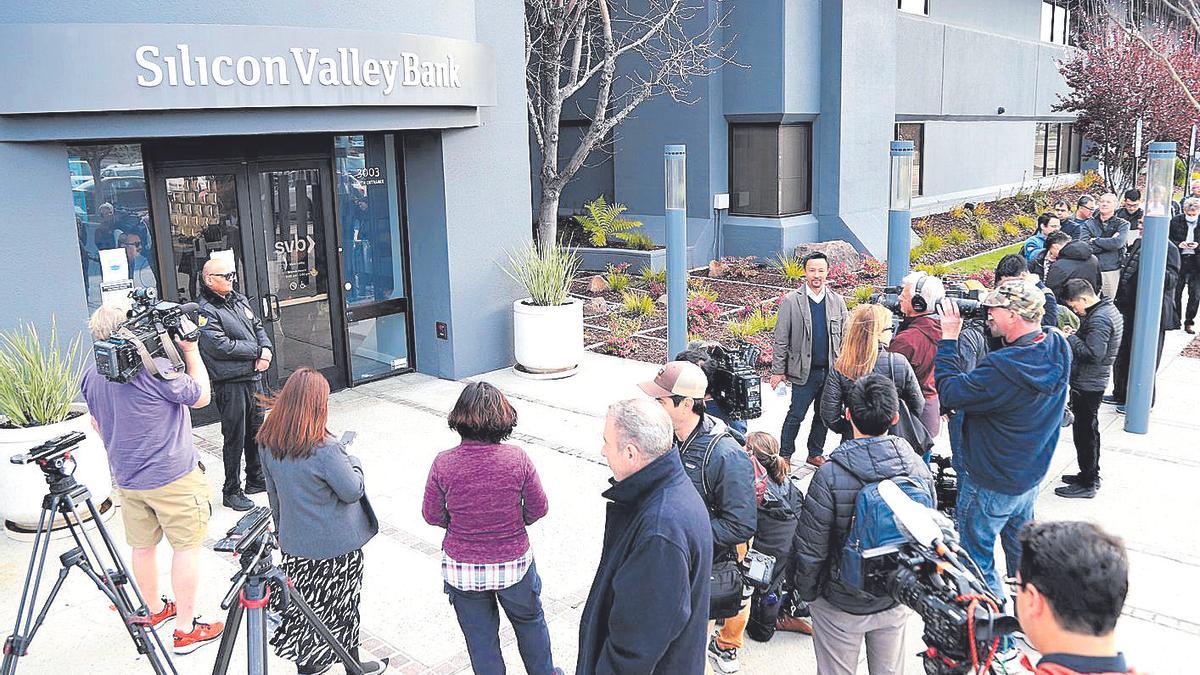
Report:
197,257,274,512
933,280,1071,600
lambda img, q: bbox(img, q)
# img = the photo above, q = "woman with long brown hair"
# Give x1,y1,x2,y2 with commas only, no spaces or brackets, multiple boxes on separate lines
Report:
818,304,924,443
256,368,385,675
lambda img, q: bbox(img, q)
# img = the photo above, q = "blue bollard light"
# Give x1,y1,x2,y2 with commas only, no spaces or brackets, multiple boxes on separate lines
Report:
665,145,688,359
1125,141,1176,433
887,141,915,287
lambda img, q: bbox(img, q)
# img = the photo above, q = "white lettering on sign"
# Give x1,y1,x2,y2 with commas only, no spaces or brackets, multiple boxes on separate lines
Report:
136,44,462,95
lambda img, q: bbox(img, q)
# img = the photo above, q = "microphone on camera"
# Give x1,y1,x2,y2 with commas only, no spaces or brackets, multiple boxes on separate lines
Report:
879,479,944,549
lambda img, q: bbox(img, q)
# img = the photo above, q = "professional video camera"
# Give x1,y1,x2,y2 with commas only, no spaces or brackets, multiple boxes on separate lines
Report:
928,453,959,517
93,288,200,383
706,342,762,421
871,283,986,320
852,481,1018,675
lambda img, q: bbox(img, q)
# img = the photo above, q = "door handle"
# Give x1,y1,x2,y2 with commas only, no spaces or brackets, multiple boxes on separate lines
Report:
261,296,272,321
260,294,281,322
270,294,282,321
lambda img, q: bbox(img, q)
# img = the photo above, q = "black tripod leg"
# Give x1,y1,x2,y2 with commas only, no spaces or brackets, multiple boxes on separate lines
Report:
286,593,364,675
210,600,246,675
1,494,61,675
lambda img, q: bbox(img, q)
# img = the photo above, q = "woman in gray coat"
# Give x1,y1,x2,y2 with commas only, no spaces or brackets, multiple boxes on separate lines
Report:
819,304,924,443
257,368,386,675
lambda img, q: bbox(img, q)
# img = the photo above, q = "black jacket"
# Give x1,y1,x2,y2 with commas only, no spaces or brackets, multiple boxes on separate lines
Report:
1045,241,1103,302
197,287,272,384
792,436,934,614
577,453,712,675
1116,238,1181,329
750,477,803,586
676,414,757,558
1067,298,1124,392
1168,214,1200,267
819,350,924,442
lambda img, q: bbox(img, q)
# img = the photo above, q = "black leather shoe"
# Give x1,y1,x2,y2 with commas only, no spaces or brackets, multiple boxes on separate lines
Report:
244,481,266,495
1054,483,1097,499
1102,395,1122,405
1061,474,1101,487
222,492,254,512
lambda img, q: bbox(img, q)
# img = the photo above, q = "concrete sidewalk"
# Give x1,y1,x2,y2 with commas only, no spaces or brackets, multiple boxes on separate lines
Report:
1,333,1197,674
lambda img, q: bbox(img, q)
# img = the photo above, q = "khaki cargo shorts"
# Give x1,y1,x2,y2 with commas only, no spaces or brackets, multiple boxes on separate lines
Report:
119,467,211,550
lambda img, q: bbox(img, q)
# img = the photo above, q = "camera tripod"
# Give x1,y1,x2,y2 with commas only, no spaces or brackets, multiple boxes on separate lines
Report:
2,433,177,675
211,515,364,675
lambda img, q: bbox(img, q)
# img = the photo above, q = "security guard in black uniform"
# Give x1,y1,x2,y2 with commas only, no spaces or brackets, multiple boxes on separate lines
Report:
196,257,273,511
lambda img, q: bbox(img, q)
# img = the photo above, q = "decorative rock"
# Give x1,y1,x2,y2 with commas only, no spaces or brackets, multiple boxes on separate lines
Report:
708,260,728,278
656,294,668,306
793,240,862,270
587,296,608,313
588,275,610,293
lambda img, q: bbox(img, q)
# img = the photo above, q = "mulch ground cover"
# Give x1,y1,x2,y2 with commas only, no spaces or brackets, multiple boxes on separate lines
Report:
1182,333,1200,359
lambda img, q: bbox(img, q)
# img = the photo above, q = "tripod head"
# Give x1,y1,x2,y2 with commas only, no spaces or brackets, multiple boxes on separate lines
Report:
10,432,86,494
214,507,285,611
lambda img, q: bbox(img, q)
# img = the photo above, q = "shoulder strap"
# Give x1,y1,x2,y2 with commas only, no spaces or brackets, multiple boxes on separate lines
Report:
115,326,184,380
698,426,731,502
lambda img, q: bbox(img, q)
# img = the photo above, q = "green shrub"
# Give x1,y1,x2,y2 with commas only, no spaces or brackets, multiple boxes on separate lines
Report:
726,308,778,339
618,231,656,251
605,263,631,293
0,320,84,428
909,243,928,264
922,233,945,253
846,285,876,310
773,253,806,281
502,244,580,306
639,266,666,284
620,290,657,317
914,262,952,276
950,205,967,219
972,202,990,217
1003,220,1021,237
573,196,642,247
977,219,1000,242
946,228,971,246
687,279,719,302
1015,214,1037,232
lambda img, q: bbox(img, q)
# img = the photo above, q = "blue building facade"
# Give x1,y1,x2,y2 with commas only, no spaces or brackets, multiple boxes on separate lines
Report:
543,0,1082,264
1,1,531,386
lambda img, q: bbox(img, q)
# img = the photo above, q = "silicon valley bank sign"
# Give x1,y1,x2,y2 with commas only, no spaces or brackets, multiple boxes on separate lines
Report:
0,23,497,115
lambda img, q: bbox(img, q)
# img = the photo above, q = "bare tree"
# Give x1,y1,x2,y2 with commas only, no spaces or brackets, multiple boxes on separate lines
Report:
526,0,737,247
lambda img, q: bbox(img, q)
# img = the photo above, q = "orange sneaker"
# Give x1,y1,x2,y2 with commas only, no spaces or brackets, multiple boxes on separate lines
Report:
147,597,177,629
173,619,224,654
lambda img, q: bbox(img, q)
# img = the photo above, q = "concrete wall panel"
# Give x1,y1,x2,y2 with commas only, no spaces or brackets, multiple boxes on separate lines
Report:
941,28,1039,117
922,120,1037,196
896,18,945,115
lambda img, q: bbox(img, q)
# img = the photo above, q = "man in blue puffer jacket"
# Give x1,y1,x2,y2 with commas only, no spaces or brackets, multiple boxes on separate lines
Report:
934,279,1071,599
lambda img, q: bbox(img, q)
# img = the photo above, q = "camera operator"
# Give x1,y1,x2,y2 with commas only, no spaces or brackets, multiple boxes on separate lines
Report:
792,374,934,675
197,256,273,512
675,347,748,444
1015,521,1138,675
639,361,756,670
80,304,225,655
890,271,945,437
934,280,1070,606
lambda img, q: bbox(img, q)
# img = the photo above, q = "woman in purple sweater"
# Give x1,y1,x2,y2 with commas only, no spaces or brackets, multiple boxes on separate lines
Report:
422,382,559,675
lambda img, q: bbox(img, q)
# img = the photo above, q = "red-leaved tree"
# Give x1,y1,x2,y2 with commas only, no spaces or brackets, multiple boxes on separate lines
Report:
1055,18,1200,190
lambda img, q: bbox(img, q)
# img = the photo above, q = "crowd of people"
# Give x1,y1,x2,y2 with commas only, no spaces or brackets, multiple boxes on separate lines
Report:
72,185,1192,674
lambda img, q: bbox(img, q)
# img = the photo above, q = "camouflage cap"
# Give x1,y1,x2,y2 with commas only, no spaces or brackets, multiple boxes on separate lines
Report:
980,279,1045,322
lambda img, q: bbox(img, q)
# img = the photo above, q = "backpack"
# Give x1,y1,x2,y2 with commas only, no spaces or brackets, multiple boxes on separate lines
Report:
699,421,768,507
835,476,934,595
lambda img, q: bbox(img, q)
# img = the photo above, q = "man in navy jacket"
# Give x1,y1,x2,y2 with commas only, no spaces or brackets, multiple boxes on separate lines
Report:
577,398,712,675
935,280,1071,599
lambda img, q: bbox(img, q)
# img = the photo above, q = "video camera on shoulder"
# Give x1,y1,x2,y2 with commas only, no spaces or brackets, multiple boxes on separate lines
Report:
706,342,762,421
93,288,200,383
871,282,986,321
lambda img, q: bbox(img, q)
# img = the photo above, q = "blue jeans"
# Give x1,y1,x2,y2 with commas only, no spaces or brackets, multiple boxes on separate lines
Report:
444,562,555,675
954,475,1037,599
780,368,829,459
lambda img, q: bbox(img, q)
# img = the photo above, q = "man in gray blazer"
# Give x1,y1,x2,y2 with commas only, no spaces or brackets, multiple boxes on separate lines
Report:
769,252,849,466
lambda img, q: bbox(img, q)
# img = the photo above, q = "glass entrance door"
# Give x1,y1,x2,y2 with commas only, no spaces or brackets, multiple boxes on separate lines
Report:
250,165,346,388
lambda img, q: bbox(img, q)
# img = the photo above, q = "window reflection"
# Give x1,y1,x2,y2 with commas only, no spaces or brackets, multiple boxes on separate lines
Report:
165,174,244,301
69,144,155,311
335,134,406,306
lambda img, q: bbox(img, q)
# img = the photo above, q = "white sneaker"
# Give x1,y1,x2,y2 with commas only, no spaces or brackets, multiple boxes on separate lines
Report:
707,636,740,674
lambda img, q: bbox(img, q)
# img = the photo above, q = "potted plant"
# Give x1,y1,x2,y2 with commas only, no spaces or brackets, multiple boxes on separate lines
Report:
503,243,584,378
0,320,113,538
569,196,667,273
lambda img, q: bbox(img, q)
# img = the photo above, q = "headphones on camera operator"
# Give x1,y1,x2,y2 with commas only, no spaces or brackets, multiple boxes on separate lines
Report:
908,272,942,314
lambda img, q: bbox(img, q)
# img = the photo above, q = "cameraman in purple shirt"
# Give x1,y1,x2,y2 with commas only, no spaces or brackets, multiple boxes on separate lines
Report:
80,304,225,655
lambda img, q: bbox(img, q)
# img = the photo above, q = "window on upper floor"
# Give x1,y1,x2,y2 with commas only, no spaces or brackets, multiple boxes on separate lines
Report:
1041,1,1071,45
729,123,813,217
898,0,928,16
894,123,925,197
1034,123,1083,177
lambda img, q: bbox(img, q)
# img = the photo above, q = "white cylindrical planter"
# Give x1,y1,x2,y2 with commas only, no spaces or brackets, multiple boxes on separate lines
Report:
0,403,114,538
513,297,583,377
